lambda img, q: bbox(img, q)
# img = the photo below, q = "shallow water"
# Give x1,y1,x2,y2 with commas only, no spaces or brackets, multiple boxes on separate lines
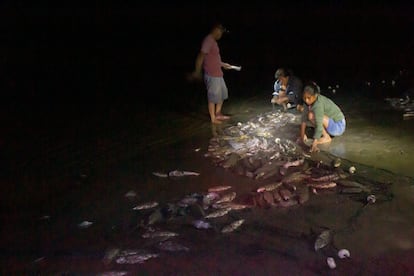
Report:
1,88,414,275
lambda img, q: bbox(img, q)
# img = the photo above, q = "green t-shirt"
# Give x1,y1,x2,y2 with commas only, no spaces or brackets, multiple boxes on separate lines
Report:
301,94,344,139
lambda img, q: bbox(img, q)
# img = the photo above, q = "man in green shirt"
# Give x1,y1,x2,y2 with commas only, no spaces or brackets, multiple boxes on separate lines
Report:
299,81,346,152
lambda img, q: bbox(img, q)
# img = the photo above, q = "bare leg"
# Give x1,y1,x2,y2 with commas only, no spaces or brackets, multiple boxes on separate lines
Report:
208,102,221,124
215,101,223,116
308,112,333,144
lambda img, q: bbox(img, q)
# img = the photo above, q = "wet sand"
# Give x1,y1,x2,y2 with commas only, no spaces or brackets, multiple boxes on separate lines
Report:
1,88,414,275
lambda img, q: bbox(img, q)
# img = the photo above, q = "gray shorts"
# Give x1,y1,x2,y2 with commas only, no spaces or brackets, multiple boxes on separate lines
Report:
204,75,228,104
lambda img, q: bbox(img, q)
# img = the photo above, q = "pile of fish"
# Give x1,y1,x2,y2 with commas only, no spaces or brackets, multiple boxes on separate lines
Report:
205,110,305,180
204,110,387,209
384,96,414,120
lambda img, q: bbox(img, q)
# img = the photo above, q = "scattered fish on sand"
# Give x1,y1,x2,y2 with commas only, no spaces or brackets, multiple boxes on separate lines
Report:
257,182,282,193
221,219,245,233
192,220,212,229
214,192,237,204
168,170,200,177
102,248,121,265
158,240,190,252
152,172,168,178
205,207,232,219
99,271,128,276
314,230,332,251
115,250,159,264
78,221,93,228
142,230,179,239
133,201,159,210
124,190,137,198
208,185,232,193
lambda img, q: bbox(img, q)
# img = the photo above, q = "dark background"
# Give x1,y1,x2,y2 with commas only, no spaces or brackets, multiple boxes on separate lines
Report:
0,2,413,110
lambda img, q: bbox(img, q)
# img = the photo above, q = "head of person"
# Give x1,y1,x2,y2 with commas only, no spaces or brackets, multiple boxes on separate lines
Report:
211,23,228,40
274,68,291,84
302,81,321,106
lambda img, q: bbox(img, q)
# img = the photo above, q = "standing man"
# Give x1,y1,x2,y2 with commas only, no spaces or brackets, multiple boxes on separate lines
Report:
191,23,235,124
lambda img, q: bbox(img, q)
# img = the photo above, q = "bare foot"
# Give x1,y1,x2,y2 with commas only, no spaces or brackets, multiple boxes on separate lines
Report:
211,119,222,124
216,114,230,120
317,135,332,144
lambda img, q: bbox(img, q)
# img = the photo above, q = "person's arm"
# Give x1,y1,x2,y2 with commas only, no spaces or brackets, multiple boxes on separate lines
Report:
300,121,307,142
192,51,205,79
221,62,232,69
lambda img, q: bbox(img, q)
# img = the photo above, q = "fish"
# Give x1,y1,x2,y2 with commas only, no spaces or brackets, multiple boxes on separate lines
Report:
202,192,221,206
208,185,232,192
158,240,190,252
102,248,121,265
124,190,137,198
307,182,337,189
192,220,212,229
99,271,128,276
205,207,232,219
337,179,371,192
168,170,200,177
214,192,237,204
278,188,293,201
78,221,93,228
310,172,346,182
257,181,283,193
221,219,245,233
133,201,159,210
282,170,311,184
142,230,179,239
314,230,332,251
115,250,159,264
152,172,168,178
283,158,305,169
212,202,252,210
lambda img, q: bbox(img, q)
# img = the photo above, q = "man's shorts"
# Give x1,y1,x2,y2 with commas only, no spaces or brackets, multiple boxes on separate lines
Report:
204,75,228,104
327,118,346,136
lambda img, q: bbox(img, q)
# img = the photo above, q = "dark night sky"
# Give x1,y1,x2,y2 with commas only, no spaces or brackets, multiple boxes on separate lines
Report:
0,2,413,101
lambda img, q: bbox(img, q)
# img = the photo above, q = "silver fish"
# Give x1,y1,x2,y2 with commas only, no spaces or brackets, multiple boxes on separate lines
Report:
115,250,159,264
158,240,189,252
132,201,159,210
102,248,120,265
152,172,168,178
307,182,337,189
142,230,179,239
168,170,200,177
212,202,251,210
257,181,282,193
208,185,232,192
78,221,93,228
215,192,237,204
283,158,305,169
205,207,232,218
221,219,245,233
192,220,212,229
314,230,332,251
124,190,137,198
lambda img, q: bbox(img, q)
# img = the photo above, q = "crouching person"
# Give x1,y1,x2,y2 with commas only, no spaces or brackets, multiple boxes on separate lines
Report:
299,81,346,152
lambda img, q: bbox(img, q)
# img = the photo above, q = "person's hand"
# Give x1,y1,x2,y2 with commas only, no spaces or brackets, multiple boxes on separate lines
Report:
310,140,320,153
222,63,232,69
189,71,202,81
296,134,307,145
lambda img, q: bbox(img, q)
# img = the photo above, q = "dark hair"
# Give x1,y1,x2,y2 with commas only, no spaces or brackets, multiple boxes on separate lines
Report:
274,68,292,79
303,81,321,95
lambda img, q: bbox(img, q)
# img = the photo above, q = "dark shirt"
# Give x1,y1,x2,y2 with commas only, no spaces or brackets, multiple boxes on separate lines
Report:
286,75,303,105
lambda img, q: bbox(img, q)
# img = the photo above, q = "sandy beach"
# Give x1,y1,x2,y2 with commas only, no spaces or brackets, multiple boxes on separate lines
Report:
1,84,414,275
